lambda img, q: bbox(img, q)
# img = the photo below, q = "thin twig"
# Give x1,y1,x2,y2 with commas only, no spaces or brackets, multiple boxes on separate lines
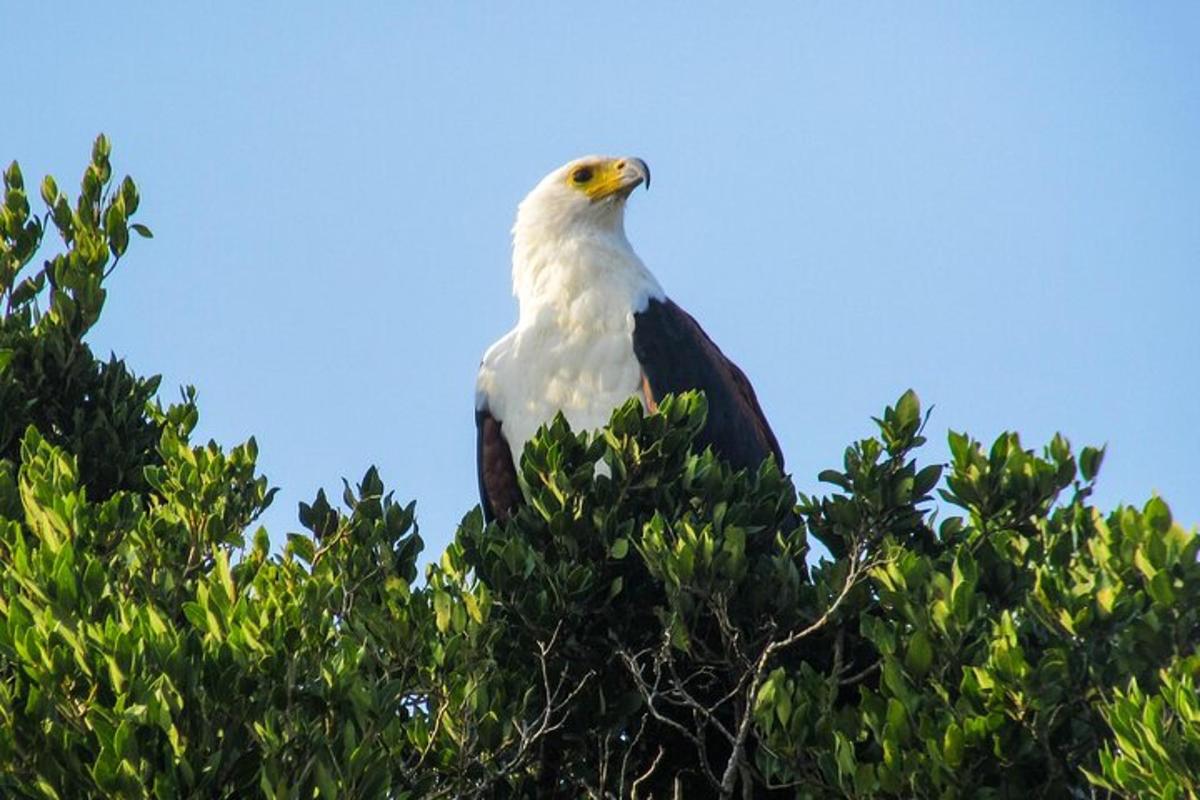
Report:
631,745,665,799
839,658,881,686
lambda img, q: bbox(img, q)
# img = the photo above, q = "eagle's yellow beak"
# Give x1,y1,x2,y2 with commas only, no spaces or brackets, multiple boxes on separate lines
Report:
567,157,650,202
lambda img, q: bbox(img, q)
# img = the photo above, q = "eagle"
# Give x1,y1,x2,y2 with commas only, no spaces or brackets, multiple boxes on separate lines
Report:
475,156,783,522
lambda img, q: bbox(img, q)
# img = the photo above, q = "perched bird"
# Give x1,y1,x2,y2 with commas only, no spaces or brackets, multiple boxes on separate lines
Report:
475,156,783,522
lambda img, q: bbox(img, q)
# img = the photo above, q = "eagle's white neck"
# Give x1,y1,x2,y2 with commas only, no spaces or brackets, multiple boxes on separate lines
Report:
511,227,662,326
511,211,664,327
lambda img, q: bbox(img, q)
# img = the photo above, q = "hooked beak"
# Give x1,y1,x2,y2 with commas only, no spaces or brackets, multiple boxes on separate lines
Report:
625,157,650,191
588,156,651,202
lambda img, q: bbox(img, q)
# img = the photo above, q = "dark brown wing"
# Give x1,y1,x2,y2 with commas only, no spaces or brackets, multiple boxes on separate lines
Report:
476,405,522,522
633,297,784,471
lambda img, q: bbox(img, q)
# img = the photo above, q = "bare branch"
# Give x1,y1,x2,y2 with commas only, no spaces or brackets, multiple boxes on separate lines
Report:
839,658,881,687
717,542,869,799
631,745,665,799
619,644,723,789
618,715,650,799
496,622,596,776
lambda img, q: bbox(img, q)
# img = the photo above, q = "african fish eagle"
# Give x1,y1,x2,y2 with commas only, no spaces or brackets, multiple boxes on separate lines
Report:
475,155,783,522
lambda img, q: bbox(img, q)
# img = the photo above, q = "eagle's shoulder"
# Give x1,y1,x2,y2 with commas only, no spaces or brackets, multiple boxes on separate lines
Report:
632,297,784,471
476,329,518,411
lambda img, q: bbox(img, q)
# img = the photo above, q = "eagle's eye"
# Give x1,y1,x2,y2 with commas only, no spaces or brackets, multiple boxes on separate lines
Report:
571,166,593,184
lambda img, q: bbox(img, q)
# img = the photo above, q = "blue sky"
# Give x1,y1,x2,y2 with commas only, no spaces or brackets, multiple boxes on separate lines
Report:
6,4,1198,558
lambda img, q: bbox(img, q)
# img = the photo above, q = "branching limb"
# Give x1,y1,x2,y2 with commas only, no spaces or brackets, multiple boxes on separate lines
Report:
717,542,872,799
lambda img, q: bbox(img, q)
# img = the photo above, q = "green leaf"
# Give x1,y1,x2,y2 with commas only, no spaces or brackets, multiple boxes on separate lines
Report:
114,720,134,759
1080,445,1105,482
287,533,315,564
4,159,23,189
10,274,45,307
947,430,970,464
668,615,690,651
130,223,153,238
182,602,207,631
93,134,111,162
895,389,920,429
610,537,629,559
834,731,857,782
40,175,59,206
32,778,62,800
91,745,119,790
1148,571,1176,605
120,175,140,214
83,558,105,600
1145,496,1172,534
886,698,909,742
905,630,933,677
913,464,942,496
55,554,77,606
943,721,965,768
775,684,793,727
1096,585,1116,617
433,591,452,633
818,469,851,490
754,670,779,719
462,590,483,624
215,549,235,603
315,761,338,798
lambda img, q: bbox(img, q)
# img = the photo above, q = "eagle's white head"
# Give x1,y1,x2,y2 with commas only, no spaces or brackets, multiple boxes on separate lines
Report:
510,155,661,322
514,155,650,239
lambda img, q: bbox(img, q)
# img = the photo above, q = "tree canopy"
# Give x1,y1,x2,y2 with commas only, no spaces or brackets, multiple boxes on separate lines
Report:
1,139,1197,799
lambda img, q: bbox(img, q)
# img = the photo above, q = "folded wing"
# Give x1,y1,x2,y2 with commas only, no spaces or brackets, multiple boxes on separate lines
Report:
476,406,521,523
633,297,783,471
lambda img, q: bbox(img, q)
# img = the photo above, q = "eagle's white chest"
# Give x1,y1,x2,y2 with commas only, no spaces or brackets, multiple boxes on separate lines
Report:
477,214,664,463
477,304,644,460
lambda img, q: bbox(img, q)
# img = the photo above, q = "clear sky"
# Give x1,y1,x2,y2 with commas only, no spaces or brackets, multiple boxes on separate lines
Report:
6,4,1198,559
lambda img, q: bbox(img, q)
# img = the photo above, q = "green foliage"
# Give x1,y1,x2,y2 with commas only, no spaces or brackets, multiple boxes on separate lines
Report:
1087,659,1200,799
1,136,161,499
2,140,1197,798
814,431,1200,798
0,420,435,798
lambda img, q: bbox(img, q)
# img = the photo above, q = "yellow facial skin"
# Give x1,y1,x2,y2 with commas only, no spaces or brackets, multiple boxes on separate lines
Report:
565,157,650,202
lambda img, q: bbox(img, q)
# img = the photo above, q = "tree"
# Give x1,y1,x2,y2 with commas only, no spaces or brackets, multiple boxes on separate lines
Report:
1,139,1196,799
